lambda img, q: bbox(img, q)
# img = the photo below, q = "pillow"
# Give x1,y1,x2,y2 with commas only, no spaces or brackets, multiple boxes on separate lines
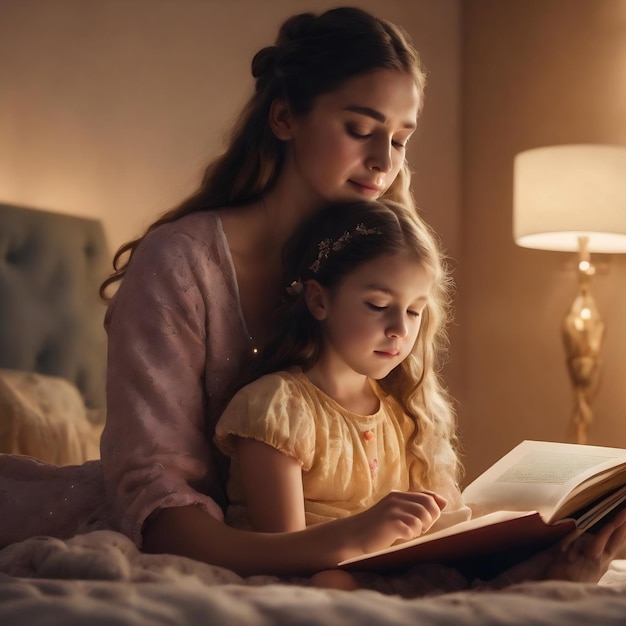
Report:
0,369,103,465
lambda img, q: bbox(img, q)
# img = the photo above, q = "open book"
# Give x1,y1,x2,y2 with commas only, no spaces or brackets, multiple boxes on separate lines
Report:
339,440,626,574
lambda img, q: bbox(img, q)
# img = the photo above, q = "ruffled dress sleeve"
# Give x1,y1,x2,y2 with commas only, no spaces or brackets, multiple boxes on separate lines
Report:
215,373,317,471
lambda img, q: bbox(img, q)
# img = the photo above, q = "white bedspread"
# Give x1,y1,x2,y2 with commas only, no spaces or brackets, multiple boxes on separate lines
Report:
1,530,625,625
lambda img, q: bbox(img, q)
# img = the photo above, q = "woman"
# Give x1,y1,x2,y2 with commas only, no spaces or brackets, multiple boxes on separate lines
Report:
101,6,433,576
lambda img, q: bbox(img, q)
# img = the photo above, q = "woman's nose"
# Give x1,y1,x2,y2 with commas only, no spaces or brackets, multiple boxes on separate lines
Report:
366,138,392,173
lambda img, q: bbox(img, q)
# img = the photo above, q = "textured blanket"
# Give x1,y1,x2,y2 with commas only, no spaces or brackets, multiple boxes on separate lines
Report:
1,530,626,625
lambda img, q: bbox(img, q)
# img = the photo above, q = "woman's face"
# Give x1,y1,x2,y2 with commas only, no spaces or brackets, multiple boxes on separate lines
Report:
283,69,421,204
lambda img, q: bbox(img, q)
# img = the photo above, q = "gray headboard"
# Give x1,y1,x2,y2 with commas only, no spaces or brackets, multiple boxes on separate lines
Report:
0,203,110,410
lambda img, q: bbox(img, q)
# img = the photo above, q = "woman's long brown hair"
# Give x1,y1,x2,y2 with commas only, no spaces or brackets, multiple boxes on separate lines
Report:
99,7,426,300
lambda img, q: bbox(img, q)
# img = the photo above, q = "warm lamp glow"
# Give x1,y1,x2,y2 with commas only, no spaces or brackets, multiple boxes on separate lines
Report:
513,144,626,444
514,144,626,253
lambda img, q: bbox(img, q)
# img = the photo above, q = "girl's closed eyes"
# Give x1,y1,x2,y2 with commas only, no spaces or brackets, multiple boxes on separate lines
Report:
365,302,423,318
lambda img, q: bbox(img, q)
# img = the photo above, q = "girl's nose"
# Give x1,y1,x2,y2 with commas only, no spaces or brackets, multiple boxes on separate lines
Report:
386,316,408,338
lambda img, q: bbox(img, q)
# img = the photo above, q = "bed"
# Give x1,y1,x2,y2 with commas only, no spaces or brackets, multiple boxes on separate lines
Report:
1,202,626,625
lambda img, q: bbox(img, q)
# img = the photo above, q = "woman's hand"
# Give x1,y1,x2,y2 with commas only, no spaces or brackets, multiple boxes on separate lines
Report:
494,507,626,587
543,507,626,583
337,490,448,558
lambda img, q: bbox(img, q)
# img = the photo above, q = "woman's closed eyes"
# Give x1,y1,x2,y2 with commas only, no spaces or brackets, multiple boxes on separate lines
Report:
345,124,410,150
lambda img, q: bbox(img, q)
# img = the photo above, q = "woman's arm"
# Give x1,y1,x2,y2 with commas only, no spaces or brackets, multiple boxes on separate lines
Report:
143,503,346,577
143,490,450,576
236,437,306,532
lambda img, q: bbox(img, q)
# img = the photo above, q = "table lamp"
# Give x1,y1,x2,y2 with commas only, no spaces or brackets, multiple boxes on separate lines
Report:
513,144,626,443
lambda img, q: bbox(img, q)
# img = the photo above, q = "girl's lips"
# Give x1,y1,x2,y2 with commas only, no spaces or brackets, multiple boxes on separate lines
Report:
375,350,400,358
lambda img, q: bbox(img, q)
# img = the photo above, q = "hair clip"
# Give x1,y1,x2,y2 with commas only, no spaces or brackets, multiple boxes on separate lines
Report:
309,223,382,273
286,279,304,297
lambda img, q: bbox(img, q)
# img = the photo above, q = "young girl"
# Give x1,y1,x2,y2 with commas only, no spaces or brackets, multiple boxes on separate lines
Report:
1,6,624,586
214,198,472,589
215,199,468,536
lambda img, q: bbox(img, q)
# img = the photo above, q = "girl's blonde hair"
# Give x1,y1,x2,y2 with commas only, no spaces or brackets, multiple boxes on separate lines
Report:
247,199,461,489
100,7,426,298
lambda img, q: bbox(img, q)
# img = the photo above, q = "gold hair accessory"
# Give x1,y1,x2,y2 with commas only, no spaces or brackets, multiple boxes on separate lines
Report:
309,223,382,273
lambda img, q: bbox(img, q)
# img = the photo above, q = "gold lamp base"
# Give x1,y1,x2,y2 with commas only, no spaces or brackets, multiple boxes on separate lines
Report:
561,237,605,444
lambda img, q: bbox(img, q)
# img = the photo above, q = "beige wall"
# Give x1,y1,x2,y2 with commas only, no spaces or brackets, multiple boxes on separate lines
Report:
460,0,626,482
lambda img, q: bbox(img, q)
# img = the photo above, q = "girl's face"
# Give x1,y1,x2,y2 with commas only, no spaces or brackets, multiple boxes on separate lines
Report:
283,69,420,204
312,252,431,381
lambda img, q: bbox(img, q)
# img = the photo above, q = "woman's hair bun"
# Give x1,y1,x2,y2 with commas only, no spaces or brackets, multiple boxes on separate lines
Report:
276,12,316,47
252,13,316,81
251,46,278,79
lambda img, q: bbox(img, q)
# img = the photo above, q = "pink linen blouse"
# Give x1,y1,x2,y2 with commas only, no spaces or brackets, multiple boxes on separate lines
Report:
101,211,253,545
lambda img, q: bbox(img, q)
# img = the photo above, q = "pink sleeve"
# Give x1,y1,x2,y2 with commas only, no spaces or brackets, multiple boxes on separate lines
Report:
101,226,224,547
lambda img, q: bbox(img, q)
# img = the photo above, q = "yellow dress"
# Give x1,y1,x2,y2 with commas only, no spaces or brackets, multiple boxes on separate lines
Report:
214,368,470,531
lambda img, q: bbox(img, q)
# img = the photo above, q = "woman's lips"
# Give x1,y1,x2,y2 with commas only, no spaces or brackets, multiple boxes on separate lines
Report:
349,180,381,196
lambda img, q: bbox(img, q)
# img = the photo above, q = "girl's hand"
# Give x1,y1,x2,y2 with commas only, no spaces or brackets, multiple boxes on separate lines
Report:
339,490,448,558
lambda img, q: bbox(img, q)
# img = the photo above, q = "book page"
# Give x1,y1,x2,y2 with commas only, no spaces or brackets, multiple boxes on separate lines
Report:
462,440,626,520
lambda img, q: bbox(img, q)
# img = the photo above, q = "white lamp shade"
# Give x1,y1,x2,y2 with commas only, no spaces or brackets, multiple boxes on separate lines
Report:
514,144,626,253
